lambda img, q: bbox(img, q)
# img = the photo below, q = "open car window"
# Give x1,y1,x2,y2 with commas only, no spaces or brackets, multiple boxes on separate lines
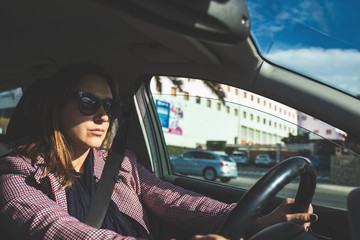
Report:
150,76,360,210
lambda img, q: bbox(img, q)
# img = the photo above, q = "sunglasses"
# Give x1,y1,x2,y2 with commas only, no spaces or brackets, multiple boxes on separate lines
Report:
73,91,121,119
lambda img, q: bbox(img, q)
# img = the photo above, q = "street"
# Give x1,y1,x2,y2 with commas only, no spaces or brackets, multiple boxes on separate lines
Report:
226,165,353,210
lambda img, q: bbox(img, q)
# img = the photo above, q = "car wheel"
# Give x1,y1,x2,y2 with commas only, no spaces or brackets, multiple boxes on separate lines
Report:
203,168,216,181
220,177,231,183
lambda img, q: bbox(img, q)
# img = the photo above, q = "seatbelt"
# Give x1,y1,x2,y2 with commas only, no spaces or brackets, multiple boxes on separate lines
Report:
85,111,131,229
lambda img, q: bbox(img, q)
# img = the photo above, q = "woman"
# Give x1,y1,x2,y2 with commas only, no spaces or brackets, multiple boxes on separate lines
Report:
0,63,317,239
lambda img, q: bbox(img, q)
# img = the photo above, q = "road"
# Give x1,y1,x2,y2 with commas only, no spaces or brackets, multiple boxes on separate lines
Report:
225,165,355,210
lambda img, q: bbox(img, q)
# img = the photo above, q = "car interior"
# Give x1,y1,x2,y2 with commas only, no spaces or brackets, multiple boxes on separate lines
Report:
1,0,360,239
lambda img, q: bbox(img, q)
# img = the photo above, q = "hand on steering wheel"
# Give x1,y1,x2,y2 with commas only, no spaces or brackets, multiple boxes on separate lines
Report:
218,156,317,240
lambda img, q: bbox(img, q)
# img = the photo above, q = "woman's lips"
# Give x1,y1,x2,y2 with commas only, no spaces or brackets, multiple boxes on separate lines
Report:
90,128,105,136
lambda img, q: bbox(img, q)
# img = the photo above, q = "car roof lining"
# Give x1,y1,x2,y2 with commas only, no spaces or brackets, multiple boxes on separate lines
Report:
1,0,359,140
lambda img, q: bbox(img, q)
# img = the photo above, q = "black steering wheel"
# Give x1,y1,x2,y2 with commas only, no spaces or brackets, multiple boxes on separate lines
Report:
219,156,316,240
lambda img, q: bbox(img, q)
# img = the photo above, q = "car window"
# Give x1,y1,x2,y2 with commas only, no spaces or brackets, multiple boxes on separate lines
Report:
0,88,22,156
247,0,360,98
220,155,233,162
0,88,22,134
196,152,215,160
183,152,195,158
150,76,360,210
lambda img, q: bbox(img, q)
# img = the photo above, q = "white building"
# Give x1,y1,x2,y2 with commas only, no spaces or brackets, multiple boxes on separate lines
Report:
150,77,299,149
298,112,346,141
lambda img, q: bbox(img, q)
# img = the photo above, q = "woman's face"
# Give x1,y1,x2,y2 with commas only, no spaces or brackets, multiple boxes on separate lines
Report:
60,74,113,153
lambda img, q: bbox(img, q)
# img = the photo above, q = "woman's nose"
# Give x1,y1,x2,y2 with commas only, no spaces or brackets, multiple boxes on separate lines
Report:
94,105,109,122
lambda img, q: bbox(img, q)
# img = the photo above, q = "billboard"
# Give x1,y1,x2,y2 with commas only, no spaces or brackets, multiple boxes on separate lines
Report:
156,100,183,135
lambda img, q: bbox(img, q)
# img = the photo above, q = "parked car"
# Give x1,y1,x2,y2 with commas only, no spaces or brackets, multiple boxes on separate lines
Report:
255,154,276,166
309,155,331,170
232,151,249,166
170,150,238,182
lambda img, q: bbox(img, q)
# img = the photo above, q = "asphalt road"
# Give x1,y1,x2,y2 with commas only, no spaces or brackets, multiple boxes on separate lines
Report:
226,165,354,210
226,176,354,210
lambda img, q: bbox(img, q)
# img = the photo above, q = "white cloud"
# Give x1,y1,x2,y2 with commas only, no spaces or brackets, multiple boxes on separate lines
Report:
267,48,360,96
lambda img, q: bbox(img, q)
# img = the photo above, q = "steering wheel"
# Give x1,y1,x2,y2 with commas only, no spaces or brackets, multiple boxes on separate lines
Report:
218,156,316,240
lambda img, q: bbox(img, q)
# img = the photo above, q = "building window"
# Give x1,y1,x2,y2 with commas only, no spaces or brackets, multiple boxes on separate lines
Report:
226,106,230,113
326,129,332,135
243,111,247,119
171,87,176,96
227,86,230,92
234,109,238,116
263,118,266,124
184,91,189,100
250,114,254,121
301,115,307,120
269,120,272,126
263,100,266,106
217,103,221,110
235,88,239,95
269,103,272,109
257,97,260,104
243,92,247,98
279,107,282,113
207,99,211,107
274,122,277,128
314,130,319,134
196,96,201,104
251,95,254,101
256,116,260,122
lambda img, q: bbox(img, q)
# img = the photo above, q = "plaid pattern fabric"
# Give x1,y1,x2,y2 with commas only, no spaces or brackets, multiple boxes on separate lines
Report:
0,149,235,239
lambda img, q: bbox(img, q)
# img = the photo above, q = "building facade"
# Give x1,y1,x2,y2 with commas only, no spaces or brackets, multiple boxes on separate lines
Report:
150,77,299,149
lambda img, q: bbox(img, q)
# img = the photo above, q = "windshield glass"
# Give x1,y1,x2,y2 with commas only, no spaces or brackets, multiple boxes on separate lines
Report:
246,0,360,98
220,155,233,162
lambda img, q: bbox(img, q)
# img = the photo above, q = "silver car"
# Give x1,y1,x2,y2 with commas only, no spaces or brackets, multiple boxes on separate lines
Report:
170,150,238,182
232,151,249,166
255,154,276,166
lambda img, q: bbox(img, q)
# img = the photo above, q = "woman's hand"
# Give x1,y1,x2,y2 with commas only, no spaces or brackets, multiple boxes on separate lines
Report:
192,198,317,240
192,234,244,240
254,198,318,232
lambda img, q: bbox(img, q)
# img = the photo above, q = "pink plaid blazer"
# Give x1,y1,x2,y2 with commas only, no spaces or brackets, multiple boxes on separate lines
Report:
0,149,235,239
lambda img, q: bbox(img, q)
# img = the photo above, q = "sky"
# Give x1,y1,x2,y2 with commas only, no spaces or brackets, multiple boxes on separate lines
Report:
246,0,360,97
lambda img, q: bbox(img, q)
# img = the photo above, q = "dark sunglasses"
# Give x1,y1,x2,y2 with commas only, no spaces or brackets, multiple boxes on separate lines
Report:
73,91,121,119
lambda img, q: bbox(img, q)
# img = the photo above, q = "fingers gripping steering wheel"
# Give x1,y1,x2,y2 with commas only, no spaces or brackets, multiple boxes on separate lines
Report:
219,157,317,240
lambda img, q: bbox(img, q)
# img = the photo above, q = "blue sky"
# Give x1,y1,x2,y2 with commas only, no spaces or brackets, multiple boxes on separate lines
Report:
246,0,360,97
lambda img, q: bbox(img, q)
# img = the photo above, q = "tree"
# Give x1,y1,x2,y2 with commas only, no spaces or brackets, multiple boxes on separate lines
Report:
281,132,310,144
154,76,226,102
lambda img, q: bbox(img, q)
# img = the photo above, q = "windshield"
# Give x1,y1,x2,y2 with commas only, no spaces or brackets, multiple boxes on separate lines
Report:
220,155,233,162
247,0,360,98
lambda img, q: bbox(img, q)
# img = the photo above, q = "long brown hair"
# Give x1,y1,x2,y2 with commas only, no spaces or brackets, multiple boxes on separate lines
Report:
8,63,119,188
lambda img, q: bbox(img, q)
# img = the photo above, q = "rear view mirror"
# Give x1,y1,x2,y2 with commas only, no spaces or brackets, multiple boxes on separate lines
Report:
100,0,250,45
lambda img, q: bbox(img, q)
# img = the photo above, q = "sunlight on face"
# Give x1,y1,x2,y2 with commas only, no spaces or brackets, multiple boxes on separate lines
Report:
60,74,113,153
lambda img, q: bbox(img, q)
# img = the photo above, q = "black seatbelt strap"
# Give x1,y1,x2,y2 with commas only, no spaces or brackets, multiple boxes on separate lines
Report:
85,111,131,229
